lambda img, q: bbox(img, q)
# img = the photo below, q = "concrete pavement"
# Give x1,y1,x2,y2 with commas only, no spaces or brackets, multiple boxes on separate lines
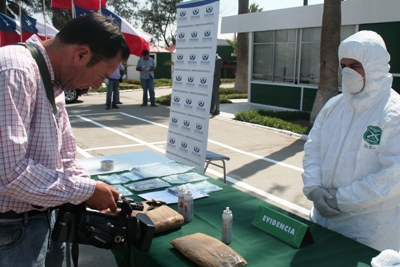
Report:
64,85,311,266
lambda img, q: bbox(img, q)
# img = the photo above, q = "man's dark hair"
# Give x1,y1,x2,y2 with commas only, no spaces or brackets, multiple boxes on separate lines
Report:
142,50,149,55
56,13,130,67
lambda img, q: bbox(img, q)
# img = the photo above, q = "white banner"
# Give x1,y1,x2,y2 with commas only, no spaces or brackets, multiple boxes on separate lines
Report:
165,0,220,172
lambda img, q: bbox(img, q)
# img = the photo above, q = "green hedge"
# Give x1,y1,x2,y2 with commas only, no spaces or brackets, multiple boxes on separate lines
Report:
234,110,311,135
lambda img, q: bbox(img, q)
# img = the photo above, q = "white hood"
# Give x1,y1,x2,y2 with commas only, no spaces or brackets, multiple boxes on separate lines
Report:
339,30,393,107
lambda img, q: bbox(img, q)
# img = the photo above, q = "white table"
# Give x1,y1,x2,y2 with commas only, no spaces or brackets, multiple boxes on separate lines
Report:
78,150,171,176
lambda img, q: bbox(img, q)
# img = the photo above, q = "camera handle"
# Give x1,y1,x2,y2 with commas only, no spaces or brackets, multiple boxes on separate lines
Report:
116,197,144,220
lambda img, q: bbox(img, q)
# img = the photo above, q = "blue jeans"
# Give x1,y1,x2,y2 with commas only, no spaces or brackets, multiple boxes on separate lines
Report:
141,77,155,105
106,78,120,107
0,211,65,267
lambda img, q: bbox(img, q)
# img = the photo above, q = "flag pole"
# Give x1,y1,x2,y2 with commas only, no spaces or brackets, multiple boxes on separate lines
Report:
42,0,47,39
71,0,76,18
18,0,22,42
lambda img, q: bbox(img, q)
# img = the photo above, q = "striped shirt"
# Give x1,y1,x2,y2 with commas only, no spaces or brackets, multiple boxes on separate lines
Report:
137,57,156,79
0,35,95,213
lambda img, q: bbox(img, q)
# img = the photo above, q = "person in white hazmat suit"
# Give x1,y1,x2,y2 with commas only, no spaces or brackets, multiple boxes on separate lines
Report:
302,30,400,251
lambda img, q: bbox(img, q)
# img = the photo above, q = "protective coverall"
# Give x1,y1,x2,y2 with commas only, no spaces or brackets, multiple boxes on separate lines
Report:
303,31,400,251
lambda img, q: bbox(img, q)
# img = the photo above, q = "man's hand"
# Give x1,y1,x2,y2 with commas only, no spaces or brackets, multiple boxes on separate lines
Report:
326,188,339,210
309,188,340,218
85,181,120,212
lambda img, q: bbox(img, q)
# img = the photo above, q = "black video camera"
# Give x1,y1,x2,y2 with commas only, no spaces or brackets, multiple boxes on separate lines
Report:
52,197,155,251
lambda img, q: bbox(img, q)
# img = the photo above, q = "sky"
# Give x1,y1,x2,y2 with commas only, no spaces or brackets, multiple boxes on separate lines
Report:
32,0,325,41
216,0,325,39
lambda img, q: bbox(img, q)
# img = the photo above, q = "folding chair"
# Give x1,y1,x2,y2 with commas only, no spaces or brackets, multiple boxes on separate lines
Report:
204,151,230,183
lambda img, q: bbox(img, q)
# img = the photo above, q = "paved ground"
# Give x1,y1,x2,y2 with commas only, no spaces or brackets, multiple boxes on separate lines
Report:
63,84,311,266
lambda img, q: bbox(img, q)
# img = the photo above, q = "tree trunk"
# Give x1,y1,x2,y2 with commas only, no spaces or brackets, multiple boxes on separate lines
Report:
310,0,341,124
0,0,6,14
234,0,249,93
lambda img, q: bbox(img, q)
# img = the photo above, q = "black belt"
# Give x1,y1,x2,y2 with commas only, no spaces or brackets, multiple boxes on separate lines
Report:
0,209,49,219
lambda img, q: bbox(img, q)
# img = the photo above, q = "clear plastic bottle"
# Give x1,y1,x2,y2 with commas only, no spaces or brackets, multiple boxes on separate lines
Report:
178,187,185,215
222,207,233,244
183,190,193,222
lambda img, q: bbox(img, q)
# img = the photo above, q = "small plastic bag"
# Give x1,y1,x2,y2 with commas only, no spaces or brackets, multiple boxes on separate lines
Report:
125,178,171,191
98,174,130,184
119,171,144,181
111,184,133,197
162,172,208,184
191,180,223,194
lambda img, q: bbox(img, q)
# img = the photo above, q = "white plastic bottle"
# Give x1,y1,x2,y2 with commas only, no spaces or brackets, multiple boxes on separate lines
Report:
178,187,185,215
222,207,233,244
183,191,193,222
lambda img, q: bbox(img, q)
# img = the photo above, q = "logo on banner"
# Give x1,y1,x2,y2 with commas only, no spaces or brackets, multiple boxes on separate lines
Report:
176,54,185,65
170,117,179,128
182,120,191,132
188,54,197,65
191,8,200,20
204,6,215,19
186,76,195,88
189,31,199,43
175,75,183,87
192,145,201,158
202,30,213,42
184,98,193,110
177,32,186,43
178,10,187,22
198,77,208,90
167,137,176,149
179,141,189,154
196,99,207,113
194,122,204,136
200,53,211,66
172,95,181,108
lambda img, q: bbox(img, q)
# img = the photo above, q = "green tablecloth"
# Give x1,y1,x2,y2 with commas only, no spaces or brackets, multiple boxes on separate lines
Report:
97,176,378,267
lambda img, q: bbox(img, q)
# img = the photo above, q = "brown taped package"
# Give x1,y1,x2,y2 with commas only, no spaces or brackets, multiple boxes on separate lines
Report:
131,200,184,234
170,233,247,267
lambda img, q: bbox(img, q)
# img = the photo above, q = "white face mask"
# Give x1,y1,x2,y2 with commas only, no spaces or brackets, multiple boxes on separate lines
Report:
342,67,365,94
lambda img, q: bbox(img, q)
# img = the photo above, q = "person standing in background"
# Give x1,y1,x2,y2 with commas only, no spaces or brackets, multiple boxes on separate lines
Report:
210,53,223,116
136,49,157,107
106,62,125,110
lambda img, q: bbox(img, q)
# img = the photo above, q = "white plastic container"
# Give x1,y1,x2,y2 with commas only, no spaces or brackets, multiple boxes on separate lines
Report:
178,187,185,215
222,207,233,244
183,191,193,222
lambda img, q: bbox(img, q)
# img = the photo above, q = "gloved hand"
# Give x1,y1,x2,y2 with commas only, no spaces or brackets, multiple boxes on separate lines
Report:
309,188,340,218
326,188,339,210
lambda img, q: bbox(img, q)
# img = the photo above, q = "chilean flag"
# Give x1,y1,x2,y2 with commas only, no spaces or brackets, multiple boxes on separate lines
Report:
35,20,59,40
74,5,152,57
101,6,151,57
0,13,20,46
51,0,106,10
20,11,38,42
20,12,59,42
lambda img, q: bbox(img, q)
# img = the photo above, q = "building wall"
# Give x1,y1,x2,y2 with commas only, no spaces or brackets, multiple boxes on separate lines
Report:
221,0,400,111
359,22,400,94
154,53,172,79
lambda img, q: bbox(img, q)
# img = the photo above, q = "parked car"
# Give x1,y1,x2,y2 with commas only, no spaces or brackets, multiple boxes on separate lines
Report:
65,88,89,104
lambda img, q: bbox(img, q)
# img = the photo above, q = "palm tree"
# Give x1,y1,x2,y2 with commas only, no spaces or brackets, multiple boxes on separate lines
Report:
226,3,262,58
310,0,341,124
249,3,263,13
234,0,249,93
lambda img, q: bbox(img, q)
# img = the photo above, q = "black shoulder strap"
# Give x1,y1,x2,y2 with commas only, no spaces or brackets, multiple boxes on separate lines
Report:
18,43,57,115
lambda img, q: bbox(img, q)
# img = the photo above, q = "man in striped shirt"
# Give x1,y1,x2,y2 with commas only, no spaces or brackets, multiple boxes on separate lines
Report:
0,13,130,266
